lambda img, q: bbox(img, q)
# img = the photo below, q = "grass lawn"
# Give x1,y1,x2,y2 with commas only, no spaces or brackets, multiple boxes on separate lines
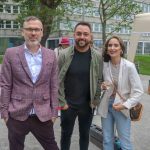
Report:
135,55,150,75
0,55,3,64
0,54,150,75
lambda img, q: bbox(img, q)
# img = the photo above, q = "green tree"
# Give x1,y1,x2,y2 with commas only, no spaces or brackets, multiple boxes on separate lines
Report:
98,0,142,45
0,0,84,46
17,0,62,46
13,0,83,46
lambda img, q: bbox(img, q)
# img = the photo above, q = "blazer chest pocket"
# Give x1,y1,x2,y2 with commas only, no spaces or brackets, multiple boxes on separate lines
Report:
11,95,22,101
43,94,50,101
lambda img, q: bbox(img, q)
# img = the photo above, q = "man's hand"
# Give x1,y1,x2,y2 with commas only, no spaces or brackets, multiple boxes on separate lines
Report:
51,117,57,123
4,118,8,124
62,104,69,110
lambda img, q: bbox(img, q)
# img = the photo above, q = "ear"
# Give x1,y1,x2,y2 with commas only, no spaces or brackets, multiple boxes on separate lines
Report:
41,30,43,38
21,29,24,37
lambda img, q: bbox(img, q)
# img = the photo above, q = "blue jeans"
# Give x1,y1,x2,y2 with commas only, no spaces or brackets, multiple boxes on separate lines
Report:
101,99,133,150
60,106,93,150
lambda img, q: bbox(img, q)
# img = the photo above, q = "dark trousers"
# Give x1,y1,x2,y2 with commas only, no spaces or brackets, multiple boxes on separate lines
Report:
60,106,93,150
6,116,59,150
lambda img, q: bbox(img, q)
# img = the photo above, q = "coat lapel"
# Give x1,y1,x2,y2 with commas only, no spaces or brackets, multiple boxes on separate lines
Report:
17,45,32,81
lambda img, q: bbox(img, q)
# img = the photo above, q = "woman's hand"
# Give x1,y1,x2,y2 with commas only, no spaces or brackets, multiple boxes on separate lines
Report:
113,103,126,111
101,81,111,90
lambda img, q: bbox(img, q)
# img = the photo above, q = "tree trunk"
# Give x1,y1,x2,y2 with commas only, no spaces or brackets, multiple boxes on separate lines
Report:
40,17,53,47
102,21,106,46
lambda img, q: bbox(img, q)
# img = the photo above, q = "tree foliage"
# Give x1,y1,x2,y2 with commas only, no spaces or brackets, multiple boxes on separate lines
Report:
39,0,62,8
0,0,61,46
1,0,84,46
0,0,8,2
0,0,142,48
98,0,142,45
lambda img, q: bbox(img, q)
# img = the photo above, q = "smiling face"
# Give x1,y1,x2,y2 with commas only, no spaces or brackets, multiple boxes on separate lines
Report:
107,38,122,59
22,19,43,48
74,25,92,51
103,36,125,62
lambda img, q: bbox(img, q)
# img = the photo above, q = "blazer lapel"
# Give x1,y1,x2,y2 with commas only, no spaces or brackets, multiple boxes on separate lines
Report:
17,45,32,81
118,58,124,92
35,47,48,84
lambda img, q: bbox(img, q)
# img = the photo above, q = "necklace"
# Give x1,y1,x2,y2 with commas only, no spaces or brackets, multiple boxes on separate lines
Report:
110,62,120,69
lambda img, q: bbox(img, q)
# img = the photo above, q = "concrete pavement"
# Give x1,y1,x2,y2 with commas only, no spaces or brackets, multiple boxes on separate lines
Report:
0,74,150,150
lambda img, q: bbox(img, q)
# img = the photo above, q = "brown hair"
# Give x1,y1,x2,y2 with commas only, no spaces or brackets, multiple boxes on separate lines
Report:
103,35,125,62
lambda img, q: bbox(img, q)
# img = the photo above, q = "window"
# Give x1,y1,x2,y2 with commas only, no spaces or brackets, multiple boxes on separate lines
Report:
0,37,24,55
13,5,19,14
13,21,19,29
47,39,59,50
85,7,93,16
142,3,149,13
20,5,27,13
119,27,130,34
0,4,3,12
93,40,102,47
0,20,4,28
59,22,69,30
93,7,99,17
137,42,143,54
69,38,74,45
148,5,150,12
144,42,150,54
106,24,111,33
92,0,100,2
123,41,128,54
9,37,24,47
5,4,11,13
93,23,100,32
71,21,78,28
74,7,82,15
6,20,11,28
114,15,122,20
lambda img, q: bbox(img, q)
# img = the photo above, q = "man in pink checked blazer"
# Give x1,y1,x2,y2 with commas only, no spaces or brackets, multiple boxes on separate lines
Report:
0,16,59,150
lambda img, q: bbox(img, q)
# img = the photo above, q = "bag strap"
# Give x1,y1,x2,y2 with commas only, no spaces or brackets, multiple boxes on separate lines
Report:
109,62,125,101
111,77,125,101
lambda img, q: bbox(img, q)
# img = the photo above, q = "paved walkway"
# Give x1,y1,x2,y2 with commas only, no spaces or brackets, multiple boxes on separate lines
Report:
0,73,150,150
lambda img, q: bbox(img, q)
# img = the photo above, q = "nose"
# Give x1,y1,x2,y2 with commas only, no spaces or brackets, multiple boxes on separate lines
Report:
80,34,85,39
31,30,36,34
110,45,115,49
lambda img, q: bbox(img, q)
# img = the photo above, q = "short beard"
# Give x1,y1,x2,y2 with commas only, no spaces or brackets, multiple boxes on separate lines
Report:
76,40,89,48
26,38,41,47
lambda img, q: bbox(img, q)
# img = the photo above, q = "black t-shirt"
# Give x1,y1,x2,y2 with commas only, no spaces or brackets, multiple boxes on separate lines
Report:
64,48,91,109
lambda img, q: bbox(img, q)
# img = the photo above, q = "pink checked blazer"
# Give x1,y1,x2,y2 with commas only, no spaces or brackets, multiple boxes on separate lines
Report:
0,45,58,122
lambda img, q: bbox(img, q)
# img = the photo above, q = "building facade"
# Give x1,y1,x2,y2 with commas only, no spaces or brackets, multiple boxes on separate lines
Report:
0,0,150,54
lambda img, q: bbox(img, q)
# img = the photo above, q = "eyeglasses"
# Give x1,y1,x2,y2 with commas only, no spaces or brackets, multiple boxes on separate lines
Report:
23,28,42,33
